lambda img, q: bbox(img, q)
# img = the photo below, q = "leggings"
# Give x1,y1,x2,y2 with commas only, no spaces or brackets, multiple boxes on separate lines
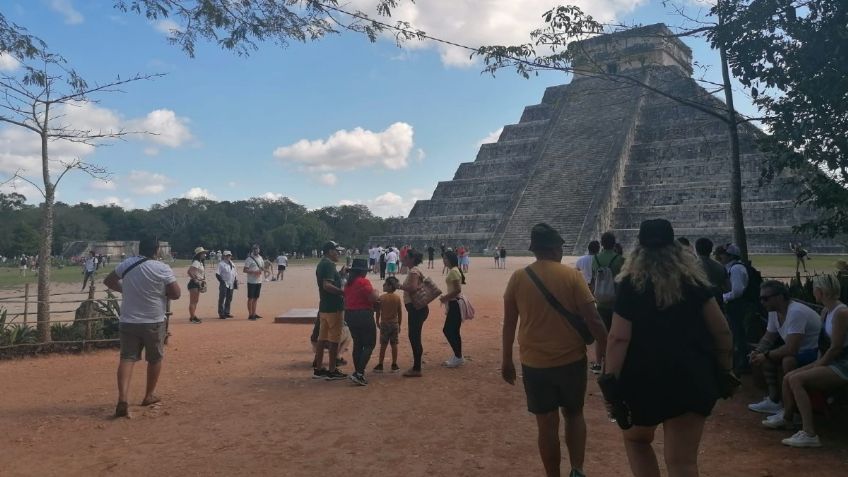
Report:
345,309,376,375
405,303,429,371
443,300,462,358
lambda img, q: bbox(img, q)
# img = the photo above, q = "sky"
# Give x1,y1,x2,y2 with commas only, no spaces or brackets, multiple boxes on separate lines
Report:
0,0,754,218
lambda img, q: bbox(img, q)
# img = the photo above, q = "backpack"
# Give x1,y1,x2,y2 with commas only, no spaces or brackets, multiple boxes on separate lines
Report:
733,261,763,303
592,254,620,306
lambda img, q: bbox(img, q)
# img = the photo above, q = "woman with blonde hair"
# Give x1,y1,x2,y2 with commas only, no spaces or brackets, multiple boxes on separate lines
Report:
602,219,736,477
763,273,848,447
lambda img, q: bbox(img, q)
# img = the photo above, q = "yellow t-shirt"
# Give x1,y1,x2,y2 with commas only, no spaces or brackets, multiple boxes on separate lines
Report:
378,292,403,325
445,267,462,295
503,260,595,368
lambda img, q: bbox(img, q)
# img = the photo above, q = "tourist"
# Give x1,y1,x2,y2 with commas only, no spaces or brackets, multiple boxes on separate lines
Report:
216,251,237,319
427,244,436,269
243,244,265,321
375,276,403,373
19,255,27,277
275,252,288,281
695,237,727,308
747,280,821,414
344,258,379,386
440,243,447,274
592,231,624,330
677,236,692,253
398,249,427,377
313,240,348,381
81,250,98,292
104,236,181,418
187,247,207,324
440,250,466,368
379,245,388,279
790,242,809,274
716,244,751,373
262,254,273,282
499,246,507,269
493,248,500,268
399,245,409,274
386,247,399,278
502,223,608,477
575,241,599,285
602,219,735,477
368,245,378,273
762,274,848,447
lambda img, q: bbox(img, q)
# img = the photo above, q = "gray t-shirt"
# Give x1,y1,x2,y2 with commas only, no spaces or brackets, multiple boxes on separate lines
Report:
115,257,177,324
766,301,822,352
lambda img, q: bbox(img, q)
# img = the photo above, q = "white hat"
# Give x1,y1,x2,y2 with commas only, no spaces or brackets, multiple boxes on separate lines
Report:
194,246,207,255
223,250,232,256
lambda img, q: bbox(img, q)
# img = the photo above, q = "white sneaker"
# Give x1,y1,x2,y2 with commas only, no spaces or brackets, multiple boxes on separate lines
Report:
748,397,783,414
443,356,465,368
762,411,793,430
781,430,821,448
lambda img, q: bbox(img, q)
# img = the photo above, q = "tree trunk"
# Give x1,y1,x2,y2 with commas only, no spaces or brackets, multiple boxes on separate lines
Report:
36,131,53,343
718,17,749,260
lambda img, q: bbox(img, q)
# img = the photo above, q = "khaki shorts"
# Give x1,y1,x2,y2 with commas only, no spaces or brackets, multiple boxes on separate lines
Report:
119,322,166,363
318,311,343,343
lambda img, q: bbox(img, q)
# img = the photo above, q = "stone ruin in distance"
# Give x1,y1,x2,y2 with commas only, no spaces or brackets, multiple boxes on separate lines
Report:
372,24,834,254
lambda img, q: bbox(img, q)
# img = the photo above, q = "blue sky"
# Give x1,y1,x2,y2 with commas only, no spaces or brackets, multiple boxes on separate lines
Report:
0,0,753,217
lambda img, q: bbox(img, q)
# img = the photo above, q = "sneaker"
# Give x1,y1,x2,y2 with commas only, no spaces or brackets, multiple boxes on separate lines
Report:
349,373,365,386
402,368,422,378
762,411,796,430
189,316,202,324
325,369,348,381
391,364,400,372
224,314,234,318
248,315,258,321
569,469,586,477
444,356,465,368
781,430,822,448
312,368,328,379
590,362,602,375
254,315,263,319
373,364,384,373
360,374,368,385
748,397,783,414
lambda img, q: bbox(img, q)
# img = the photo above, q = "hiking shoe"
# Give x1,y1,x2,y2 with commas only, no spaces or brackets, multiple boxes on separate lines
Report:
748,397,782,414
443,356,465,368
762,411,796,430
391,364,400,372
373,364,384,373
325,369,347,381
590,362,602,375
189,316,202,324
312,368,328,379
782,430,822,448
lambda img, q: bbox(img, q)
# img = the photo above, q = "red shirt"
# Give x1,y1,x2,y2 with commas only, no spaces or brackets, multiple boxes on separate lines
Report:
344,276,374,310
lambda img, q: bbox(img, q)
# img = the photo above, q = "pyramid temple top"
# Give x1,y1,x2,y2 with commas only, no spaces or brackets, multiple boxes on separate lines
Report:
570,23,693,77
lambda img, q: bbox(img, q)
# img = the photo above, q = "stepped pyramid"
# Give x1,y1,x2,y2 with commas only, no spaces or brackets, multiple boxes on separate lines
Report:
372,24,835,254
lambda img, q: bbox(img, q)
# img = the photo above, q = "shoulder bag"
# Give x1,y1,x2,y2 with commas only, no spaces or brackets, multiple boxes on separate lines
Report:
524,266,595,345
410,270,442,310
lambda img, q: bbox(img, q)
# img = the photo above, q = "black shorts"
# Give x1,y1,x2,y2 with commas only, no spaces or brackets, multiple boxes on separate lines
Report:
522,358,588,415
247,283,262,299
187,280,201,290
277,265,286,271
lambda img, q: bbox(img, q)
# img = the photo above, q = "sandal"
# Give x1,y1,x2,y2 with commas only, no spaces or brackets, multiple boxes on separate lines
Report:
141,395,161,406
115,401,129,418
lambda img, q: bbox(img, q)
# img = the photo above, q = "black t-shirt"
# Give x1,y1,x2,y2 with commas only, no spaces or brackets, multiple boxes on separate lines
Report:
499,248,507,258
427,246,435,259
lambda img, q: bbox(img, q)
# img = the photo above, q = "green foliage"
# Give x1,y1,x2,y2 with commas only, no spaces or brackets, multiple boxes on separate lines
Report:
1,323,38,346
50,322,84,342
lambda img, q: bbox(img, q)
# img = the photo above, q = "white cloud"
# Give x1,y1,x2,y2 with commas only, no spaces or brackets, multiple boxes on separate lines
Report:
0,177,41,203
153,19,182,35
478,127,503,146
258,192,285,201
84,196,135,209
339,188,432,218
318,173,338,186
183,187,216,200
88,179,116,191
0,53,20,72
127,170,173,195
49,0,84,25
273,122,416,174
128,109,194,148
346,0,645,67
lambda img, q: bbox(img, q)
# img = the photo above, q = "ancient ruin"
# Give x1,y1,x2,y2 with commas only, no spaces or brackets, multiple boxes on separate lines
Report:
372,24,836,253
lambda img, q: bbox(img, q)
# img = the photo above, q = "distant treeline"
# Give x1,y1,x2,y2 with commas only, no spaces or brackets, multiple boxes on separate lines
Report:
0,192,400,258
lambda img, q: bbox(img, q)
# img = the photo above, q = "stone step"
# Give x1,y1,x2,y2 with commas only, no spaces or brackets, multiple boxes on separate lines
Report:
499,119,551,142
454,158,535,180
408,195,514,217
475,137,540,162
519,103,554,123
433,176,524,199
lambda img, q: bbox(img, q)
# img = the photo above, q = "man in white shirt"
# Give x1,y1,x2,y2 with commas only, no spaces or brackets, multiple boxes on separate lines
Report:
243,244,265,321
748,280,822,414
386,248,399,277
574,241,599,285
81,250,98,291
275,253,288,281
716,244,750,373
104,237,180,418
216,251,238,319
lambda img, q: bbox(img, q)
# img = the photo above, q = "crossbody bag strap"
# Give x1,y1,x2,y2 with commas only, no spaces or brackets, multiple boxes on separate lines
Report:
524,266,594,344
120,257,149,279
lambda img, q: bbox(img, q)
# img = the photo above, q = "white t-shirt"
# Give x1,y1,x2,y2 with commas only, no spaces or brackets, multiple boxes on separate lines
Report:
217,260,238,288
244,254,264,284
276,255,288,267
189,260,205,280
766,301,822,352
84,256,97,273
575,254,593,284
115,256,176,324
387,251,398,264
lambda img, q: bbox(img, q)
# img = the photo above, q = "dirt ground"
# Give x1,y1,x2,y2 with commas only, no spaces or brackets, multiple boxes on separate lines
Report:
1,256,847,477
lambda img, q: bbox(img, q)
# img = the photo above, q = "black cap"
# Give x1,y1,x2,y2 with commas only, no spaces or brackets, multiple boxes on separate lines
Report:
322,240,344,253
529,223,565,251
638,219,675,249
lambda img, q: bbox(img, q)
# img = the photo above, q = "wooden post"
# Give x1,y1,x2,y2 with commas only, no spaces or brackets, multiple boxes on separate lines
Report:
84,281,96,345
23,283,29,326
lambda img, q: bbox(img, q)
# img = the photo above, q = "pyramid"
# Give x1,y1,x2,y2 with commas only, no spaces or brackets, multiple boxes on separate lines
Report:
372,24,837,253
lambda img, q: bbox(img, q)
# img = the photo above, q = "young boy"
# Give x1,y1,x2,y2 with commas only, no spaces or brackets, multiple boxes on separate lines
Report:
374,277,403,372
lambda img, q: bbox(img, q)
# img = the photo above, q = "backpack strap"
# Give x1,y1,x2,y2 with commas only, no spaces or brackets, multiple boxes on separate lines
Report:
524,267,595,345
120,257,149,279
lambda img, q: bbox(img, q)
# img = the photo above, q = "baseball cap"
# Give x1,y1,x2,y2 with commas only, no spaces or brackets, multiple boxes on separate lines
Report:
322,240,345,252
529,223,565,251
725,244,742,257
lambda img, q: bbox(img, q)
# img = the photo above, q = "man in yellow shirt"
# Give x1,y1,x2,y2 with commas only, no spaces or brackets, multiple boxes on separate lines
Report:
502,223,608,477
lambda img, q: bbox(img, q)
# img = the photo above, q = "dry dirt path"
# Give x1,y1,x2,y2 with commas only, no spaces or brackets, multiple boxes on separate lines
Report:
1,257,846,476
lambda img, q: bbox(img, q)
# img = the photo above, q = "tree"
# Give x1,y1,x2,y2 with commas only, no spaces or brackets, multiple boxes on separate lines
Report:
0,35,159,341
710,0,848,237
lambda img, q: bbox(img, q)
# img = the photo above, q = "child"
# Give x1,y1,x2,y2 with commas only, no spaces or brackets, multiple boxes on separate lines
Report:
374,277,403,372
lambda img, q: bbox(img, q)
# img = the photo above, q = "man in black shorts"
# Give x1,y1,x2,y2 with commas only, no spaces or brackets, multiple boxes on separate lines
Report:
501,224,608,477
426,245,435,269
243,244,265,320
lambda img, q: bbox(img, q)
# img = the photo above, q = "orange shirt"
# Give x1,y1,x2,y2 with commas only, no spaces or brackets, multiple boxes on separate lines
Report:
504,260,595,368
378,292,403,325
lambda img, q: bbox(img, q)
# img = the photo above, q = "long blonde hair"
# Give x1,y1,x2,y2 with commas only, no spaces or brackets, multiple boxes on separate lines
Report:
617,243,711,309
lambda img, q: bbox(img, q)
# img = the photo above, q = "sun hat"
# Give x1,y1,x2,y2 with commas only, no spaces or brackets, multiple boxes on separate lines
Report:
194,246,207,255
322,240,345,253
637,219,674,249
223,250,232,256
529,223,565,251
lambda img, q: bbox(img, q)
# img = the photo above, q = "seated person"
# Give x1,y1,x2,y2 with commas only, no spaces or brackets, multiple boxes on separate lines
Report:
748,280,822,414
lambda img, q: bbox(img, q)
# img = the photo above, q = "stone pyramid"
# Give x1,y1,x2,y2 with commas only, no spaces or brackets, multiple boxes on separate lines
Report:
372,24,833,254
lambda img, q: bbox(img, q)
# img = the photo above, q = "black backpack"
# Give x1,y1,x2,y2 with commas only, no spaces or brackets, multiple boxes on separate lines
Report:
733,261,763,303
